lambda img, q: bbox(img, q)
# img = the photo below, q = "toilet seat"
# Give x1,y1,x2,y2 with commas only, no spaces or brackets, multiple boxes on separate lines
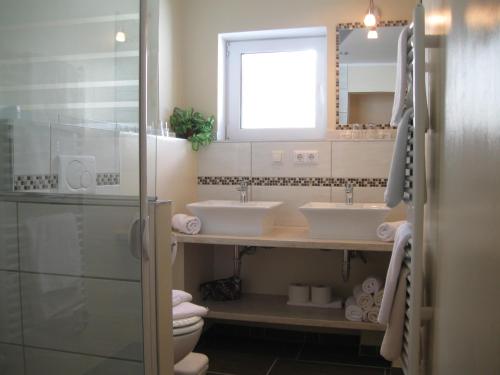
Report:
173,318,204,337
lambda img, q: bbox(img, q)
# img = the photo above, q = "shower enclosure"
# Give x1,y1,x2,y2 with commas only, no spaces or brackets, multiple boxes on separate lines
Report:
0,0,171,374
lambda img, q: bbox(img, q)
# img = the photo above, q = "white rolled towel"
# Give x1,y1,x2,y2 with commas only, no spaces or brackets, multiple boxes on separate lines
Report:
173,302,208,320
377,221,406,242
363,306,380,323
353,285,374,311
362,277,384,294
172,290,192,307
374,289,384,307
172,214,201,235
345,296,363,322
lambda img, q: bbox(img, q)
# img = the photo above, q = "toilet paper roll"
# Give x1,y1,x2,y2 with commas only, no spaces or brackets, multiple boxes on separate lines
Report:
310,285,332,305
288,284,310,304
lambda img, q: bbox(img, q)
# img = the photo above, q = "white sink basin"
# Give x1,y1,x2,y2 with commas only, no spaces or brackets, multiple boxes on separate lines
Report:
299,202,390,240
187,200,283,236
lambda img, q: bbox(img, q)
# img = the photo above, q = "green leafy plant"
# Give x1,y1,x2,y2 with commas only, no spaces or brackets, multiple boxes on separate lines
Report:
169,107,215,151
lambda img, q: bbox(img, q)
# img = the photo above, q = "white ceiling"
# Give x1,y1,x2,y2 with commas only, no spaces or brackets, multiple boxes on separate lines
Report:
339,26,404,64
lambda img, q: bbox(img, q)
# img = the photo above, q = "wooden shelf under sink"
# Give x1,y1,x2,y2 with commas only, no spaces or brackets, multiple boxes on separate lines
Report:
200,293,385,332
174,226,393,252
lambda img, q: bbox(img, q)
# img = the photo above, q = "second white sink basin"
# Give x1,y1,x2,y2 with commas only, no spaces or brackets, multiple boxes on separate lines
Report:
299,202,390,240
187,200,283,236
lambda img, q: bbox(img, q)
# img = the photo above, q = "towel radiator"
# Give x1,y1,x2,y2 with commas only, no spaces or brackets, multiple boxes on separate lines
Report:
401,4,433,375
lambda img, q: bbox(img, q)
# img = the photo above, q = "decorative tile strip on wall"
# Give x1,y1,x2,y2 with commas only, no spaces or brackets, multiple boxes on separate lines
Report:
198,176,387,188
13,173,121,191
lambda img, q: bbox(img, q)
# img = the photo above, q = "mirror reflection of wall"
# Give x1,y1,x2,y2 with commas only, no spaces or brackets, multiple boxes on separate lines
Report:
338,25,404,126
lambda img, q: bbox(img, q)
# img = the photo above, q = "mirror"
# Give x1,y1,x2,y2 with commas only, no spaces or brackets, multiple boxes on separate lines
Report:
336,23,407,128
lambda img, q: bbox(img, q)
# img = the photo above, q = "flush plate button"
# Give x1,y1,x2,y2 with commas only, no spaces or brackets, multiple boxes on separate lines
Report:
57,155,97,194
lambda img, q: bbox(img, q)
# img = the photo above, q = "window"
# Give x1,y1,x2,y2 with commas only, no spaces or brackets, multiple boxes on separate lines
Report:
219,28,327,141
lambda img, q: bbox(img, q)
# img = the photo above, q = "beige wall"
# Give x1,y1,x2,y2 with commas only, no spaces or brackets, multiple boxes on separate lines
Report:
423,0,500,373
159,0,183,123
175,0,414,131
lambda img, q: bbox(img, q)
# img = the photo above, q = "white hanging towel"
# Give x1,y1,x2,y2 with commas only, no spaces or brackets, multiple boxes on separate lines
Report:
390,26,410,127
380,267,410,361
385,108,413,208
378,222,412,325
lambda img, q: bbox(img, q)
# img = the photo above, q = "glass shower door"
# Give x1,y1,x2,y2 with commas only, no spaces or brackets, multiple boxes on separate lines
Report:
0,0,156,374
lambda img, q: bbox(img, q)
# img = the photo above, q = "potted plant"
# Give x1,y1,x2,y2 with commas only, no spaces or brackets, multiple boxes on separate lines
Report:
169,107,215,151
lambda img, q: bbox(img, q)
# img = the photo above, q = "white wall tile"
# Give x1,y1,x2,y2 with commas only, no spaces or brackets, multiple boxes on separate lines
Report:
332,186,407,221
82,127,119,173
50,124,84,174
22,275,142,360
332,186,386,203
0,202,18,271
198,142,250,176
19,203,141,281
197,184,250,203
332,140,394,178
13,121,51,176
0,271,22,344
0,343,24,374
252,142,331,177
252,186,331,227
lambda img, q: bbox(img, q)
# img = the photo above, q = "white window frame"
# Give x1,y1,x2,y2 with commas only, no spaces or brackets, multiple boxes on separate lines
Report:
218,27,327,141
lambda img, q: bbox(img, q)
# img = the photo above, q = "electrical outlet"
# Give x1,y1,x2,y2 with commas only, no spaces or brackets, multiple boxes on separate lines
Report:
293,150,319,164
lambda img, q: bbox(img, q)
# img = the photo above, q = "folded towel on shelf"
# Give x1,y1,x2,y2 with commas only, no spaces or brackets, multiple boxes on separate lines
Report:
377,221,406,242
172,214,201,235
385,108,413,208
374,289,384,307
172,290,192,307
378,222,412,325
362,277,384,294
353,285,374,311
390,26,410,127
363,306,381,323
173,302,208,320
380,267,410,361
345,297,363,322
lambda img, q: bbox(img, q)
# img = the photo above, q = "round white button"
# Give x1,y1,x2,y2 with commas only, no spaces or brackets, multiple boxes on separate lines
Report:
80,170,92,188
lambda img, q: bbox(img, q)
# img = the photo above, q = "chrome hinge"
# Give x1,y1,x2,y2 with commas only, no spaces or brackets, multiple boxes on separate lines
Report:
226,41,230,57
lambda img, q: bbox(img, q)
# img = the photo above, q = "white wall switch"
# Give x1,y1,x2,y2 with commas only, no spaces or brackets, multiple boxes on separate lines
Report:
293,150,319,164
272,150,284,163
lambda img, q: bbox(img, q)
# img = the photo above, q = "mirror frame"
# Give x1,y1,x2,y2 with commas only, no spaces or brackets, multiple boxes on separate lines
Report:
335,20,409,130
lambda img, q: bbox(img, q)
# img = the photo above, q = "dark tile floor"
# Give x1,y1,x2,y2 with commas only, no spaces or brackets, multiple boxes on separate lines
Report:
195,324,402,375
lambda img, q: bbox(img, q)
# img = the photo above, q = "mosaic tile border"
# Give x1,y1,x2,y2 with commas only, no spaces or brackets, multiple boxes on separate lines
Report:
13,173,120,191
198,176,387,188
335,20,409,130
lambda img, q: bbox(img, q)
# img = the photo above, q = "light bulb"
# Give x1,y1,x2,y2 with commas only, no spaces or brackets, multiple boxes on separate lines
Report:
367,28,378,39
364,12,377,27
115,31,126,43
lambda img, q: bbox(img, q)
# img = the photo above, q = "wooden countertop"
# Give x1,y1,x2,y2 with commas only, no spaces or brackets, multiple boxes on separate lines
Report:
174,226,393,252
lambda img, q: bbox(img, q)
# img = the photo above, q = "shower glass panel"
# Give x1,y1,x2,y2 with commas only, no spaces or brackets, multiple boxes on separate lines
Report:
0,0,155,374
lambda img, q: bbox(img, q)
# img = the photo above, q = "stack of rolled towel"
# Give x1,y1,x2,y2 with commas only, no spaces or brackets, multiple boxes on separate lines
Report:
345,277,384,323
172,290,208,320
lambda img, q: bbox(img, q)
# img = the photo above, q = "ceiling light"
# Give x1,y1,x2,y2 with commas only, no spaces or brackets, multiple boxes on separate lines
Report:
364,0,378,27
115,31,126,43
367,28,379,39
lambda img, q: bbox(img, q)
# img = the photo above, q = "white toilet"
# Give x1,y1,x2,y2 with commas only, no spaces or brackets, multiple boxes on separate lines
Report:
172,293,209,375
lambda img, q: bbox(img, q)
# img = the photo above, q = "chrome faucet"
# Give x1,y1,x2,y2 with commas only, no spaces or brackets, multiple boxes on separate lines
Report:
345,182,354,205
236,180,249,203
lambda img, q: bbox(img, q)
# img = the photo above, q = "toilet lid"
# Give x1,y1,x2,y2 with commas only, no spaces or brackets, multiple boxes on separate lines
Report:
173,316,202,329
173,319,204,337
